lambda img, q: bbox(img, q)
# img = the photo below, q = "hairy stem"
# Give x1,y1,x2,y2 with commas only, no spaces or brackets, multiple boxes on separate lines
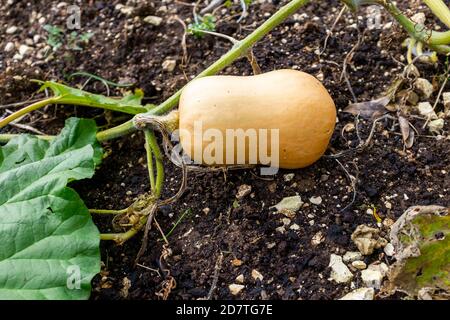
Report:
145,130,165,198
0,133,53,144
145,130,156,191
100,218,147,242
90,208,128,215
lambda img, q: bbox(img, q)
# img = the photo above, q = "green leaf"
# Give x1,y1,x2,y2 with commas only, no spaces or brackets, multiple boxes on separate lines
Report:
0,118,102,300
43,24,63,35
188,14,216,39
79,32,94,43
35,80,149,115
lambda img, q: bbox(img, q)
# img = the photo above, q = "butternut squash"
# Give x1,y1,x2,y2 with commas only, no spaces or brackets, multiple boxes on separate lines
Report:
178,69,336,169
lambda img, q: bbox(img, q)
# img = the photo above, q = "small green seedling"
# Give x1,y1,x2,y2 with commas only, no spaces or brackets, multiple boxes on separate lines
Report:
187,14,216,39
44,24,94,52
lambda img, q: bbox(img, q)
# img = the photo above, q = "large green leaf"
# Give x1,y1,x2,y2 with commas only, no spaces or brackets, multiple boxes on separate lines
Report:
35,80,153,114
0,118,102,300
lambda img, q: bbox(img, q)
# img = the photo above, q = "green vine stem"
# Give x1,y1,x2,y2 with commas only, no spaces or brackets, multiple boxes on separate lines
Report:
100,216,148,242
90,208,128,215
0,133,52,144
99,130,165,243
145,131,157,192
146,130,165,199
0,97,58,128
0,92,147,130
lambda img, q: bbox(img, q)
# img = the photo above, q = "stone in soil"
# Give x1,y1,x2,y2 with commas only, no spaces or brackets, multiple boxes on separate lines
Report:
236,184,252,199
329,254,353,284
351,225,388,255
229,284,245,295
339,287,375,300
361,263,389,289
414,78,434,99
270,195,303,212
351,260,367,270
343,251,363,263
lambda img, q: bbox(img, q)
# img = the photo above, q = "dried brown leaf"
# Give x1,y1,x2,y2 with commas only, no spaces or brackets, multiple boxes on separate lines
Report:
398,115,414,149
343,96,390,119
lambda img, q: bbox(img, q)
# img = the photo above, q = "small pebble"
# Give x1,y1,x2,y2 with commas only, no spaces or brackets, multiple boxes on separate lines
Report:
351,260,367,270
4,42,14,52
6,26,18,34
229,284,245,295
162,59,176,72
251,269,263,281
309,196,322,205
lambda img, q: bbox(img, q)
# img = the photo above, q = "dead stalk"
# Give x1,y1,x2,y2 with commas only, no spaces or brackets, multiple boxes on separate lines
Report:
206,251,224,300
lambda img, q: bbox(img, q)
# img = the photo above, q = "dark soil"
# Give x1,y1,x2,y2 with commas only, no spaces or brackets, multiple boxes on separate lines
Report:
1,0,449,300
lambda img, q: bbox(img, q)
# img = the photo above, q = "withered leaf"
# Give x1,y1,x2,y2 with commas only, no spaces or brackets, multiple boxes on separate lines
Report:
398,115,414,149
343,96,390,119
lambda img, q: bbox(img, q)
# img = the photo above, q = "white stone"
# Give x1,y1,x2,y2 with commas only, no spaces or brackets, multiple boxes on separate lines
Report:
411,12,426,24
351,225,388,255
236,184,252,199
383,243,395,256
162,59,176,72
311,231,325,246
6,26,18,34
416,90,434,111
275,226,285,234
443,92,450,115
283,173,295,182
329,254,353,284
415,78,434,99
290,223,300,230
143,15,163,26
117,5,134,15
361,263,388,289
18,44,32,57
428,119,444,134
235,274,244,284
251,269,264,281
309,196,323,205
339,287,375,300
343,251,363,263
4,42,14,52
351,260,367,270
229,284,245,295
270,195,303,212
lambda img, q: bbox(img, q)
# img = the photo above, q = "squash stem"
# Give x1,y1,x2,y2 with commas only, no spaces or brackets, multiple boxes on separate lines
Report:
0,133,53,144
0,97,57,129
144,130,156,192
146,130,165,199
90,208,128,215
